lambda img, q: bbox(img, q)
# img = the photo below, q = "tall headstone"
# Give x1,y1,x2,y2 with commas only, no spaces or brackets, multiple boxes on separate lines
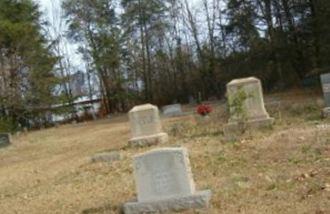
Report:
123,148,211,214
162,104,183,117
0,133,10,148
224,77,274,135
320,73,330,117
128,104,168,147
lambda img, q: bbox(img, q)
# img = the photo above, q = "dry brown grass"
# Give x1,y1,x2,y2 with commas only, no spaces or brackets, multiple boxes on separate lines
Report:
0,91,329,214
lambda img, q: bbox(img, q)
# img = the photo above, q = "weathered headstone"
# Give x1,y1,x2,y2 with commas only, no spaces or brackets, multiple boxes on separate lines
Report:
320,73,330,117
162,104,183,117
128,104,168,147
224,77,274,136
0,133,10,148
123,147,211,214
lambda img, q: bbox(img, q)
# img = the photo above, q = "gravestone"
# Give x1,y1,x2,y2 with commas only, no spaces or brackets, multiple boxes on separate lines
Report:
320,73,330,117
123,147,211,214
0,133,10,148
128,104,168,147
224,77,274,136
162,104,183,117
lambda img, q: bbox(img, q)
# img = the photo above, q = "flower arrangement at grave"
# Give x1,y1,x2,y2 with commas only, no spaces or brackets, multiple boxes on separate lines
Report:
196,104,212,116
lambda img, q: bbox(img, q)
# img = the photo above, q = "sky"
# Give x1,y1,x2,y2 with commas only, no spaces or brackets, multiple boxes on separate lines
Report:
35,0,83,71
35,0,51,12
35,0,102,97
33,0,205,72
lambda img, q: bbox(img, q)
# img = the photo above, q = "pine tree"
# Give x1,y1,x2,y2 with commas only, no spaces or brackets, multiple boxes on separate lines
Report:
0,0,57,130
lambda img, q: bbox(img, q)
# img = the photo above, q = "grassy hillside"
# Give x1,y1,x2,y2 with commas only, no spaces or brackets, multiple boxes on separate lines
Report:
0,90,329,214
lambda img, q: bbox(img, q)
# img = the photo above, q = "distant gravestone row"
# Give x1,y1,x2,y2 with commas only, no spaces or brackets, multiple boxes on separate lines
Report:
0,133,10,148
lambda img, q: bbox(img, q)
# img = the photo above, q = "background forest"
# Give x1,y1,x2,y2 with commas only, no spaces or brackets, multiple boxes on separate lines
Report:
1,0,330,130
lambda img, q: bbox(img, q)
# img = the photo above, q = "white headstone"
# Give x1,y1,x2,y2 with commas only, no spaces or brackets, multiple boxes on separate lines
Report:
123,147,211,213
227,77,270,122
162,104,183,117
128,104,168,146
134,148,195,202
224,77,274,136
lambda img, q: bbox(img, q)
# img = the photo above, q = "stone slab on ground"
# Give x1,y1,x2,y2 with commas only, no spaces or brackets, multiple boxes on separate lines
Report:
0,133,10,148
89,151,121,163
123,190,211,214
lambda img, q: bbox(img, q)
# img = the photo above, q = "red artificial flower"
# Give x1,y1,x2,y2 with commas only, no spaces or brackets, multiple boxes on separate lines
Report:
196,104,212,116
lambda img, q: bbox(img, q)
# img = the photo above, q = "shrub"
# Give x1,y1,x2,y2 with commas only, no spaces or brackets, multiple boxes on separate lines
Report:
0,117,18,132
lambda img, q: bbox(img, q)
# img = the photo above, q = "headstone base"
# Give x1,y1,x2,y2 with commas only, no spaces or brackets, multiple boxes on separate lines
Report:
123,190,211,214
322,107,330,118
223,117,274,139
128,132,168,147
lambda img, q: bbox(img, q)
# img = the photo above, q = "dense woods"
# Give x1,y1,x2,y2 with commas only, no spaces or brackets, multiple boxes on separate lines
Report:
1,0,330,130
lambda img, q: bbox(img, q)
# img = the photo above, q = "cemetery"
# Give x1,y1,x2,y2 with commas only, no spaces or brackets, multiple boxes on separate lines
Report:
0,87,329,213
